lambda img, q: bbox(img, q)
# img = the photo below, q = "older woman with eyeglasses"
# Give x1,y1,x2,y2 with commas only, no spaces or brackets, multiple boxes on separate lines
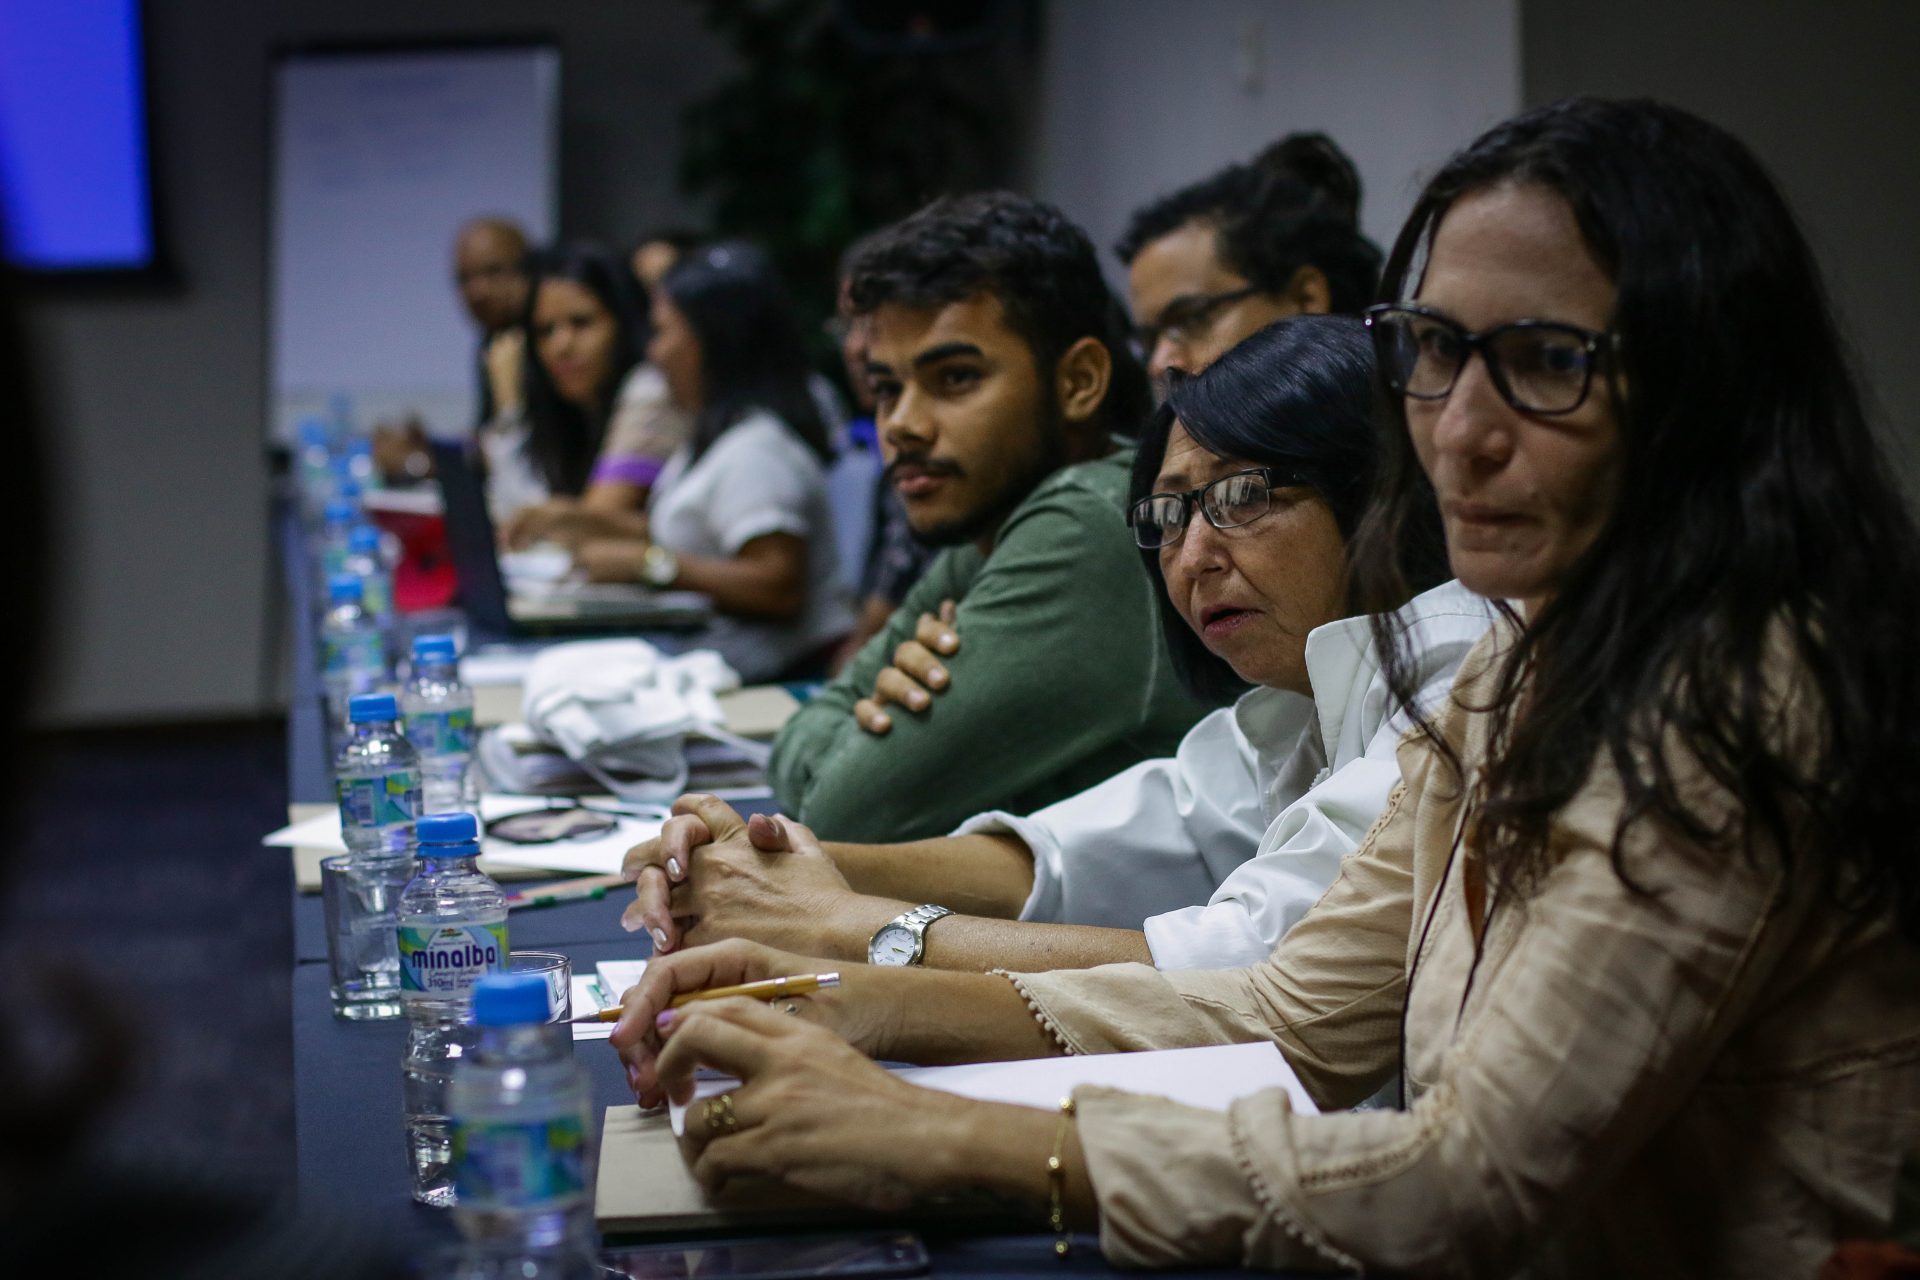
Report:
618,314,1492,976
612,99,1920,1278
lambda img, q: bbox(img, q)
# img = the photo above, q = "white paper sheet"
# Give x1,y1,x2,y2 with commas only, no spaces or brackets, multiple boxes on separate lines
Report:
261,794,664,876
667,1041,1314,1135
571,974,617,1041
595,960,650,1005
569,960,648,1040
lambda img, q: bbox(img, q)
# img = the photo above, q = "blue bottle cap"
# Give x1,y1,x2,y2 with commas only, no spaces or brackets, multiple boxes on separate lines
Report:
416,811,480,845
412,634,457,662
348,692,398,723
327,574,364,604
348,525,381,553
472,973,552,1027
323,499,356,525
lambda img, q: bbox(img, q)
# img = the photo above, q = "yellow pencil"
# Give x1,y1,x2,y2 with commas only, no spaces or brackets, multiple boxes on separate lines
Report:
568,972,841,1023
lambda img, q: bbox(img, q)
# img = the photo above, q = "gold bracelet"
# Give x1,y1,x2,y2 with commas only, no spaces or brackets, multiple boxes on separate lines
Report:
1047,1095,1077,1257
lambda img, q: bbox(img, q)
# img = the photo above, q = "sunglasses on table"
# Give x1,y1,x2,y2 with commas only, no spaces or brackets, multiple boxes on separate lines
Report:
1128,468,1300,550
1364,302,1618,415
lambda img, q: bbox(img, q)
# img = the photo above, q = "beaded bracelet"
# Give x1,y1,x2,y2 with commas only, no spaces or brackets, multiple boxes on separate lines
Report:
1048,1095,1077,1257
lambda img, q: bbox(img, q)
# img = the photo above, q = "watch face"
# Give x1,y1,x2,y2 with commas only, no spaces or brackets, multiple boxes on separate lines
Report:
870,924,918,966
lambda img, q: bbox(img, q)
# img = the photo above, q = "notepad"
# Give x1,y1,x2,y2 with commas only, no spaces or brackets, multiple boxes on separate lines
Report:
597,1043,1314,1235
663,1040,1312,1135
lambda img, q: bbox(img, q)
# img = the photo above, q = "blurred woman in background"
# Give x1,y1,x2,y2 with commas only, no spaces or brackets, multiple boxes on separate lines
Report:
576,241,855,682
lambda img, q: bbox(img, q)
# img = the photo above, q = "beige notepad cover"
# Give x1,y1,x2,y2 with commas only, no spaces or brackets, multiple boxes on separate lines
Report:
594,1105,1019,1237
595,1105,883,1236
714,684,802,740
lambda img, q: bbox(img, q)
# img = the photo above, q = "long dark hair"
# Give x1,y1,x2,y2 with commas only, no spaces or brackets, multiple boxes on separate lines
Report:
1131,316,1448,702
521,240,647,494
659,241,833,464
1352,97,1920,935
1115,132,1383,316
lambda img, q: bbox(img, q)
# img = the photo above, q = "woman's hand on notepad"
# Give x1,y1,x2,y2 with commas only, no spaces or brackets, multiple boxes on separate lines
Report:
610,937,878,1109
655,995,980,1211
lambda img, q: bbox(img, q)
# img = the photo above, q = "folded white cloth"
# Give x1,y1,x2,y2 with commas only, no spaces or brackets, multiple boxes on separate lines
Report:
520,640,755,802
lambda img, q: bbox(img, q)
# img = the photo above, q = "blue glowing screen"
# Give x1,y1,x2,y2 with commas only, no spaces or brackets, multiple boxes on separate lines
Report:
0,0,155,270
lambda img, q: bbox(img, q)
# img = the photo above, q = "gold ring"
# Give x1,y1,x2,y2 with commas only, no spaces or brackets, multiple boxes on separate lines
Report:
702,1092,738,1134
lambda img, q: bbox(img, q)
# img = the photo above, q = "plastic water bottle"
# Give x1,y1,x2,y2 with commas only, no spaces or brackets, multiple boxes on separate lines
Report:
343,525,394,626
296,416,336,522
449,972,595,1264
318,498,359,585
320,575,387,725
396,812,507,1020
335,693,422,857
345,435,379,494
402,635,476,815
398,813,508,1207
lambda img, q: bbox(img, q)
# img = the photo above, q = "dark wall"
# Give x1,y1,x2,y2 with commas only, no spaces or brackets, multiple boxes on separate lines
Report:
23,1,733,725
1522,0,1920,497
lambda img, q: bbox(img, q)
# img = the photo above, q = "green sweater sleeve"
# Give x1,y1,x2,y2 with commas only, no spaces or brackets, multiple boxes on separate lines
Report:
769,459,1204,842
768,547,978,814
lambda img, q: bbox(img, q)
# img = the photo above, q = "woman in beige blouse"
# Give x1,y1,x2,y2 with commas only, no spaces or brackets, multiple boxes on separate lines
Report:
610,98,1920,1278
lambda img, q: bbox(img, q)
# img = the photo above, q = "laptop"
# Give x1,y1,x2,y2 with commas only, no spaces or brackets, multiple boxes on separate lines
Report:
431,440,712,637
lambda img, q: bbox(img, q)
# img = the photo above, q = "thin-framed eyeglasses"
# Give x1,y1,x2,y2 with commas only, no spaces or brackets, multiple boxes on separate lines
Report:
1364,302,1617,416
1131,285,1262,360
1128,467,1293,549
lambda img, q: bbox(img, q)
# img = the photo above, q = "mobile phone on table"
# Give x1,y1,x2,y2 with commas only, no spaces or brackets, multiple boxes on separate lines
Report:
599,1231,930,1280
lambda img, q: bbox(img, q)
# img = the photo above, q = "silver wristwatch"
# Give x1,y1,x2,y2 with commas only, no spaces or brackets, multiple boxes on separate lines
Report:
867,904,954,967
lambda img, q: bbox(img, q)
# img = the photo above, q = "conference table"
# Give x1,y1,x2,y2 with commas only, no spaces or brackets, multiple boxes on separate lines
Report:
276,497,1310,1277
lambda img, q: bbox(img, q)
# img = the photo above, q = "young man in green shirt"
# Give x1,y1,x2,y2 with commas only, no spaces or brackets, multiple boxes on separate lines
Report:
769,192,1221,842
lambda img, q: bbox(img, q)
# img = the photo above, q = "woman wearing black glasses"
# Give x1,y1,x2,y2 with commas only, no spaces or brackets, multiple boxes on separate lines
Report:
620,314,1489,974
613,98,1920,1278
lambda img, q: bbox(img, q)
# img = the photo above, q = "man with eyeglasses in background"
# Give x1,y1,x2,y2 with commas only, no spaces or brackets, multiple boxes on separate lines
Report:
1117,133,1382,390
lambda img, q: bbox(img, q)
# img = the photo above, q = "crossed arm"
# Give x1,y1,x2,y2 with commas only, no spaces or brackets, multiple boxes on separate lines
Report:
620,795,1155,970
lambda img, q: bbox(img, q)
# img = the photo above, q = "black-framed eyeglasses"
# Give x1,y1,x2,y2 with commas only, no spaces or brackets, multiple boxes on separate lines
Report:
1364,302,1617,416
1131,285,1262,359
1128,467,1292,549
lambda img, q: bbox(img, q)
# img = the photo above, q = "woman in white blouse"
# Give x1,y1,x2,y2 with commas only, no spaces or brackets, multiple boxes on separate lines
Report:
575,242,855,682
622,316,1492,970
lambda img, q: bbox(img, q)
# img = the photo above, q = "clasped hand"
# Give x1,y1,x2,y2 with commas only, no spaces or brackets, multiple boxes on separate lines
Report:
621,794,856,954
854,601,960,735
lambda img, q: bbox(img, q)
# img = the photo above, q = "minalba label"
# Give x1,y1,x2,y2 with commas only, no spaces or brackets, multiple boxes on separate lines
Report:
452,1113,590,1209
397,920,508,996
336,770,420,831
406,707,474,756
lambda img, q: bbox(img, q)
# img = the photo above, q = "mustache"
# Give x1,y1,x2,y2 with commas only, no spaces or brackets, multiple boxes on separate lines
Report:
883,454,964,483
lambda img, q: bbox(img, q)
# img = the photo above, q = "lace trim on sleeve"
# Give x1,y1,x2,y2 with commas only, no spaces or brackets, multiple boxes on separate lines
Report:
992,970,1080,1055
1226,1104,1362,1272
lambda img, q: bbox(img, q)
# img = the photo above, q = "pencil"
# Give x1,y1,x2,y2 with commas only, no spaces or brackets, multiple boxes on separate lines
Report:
505,872,629,911
566,972,840,1023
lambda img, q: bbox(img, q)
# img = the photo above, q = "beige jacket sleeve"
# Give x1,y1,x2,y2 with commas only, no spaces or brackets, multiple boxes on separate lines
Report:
1008,756,1431,1109
1014,753,1807,1276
